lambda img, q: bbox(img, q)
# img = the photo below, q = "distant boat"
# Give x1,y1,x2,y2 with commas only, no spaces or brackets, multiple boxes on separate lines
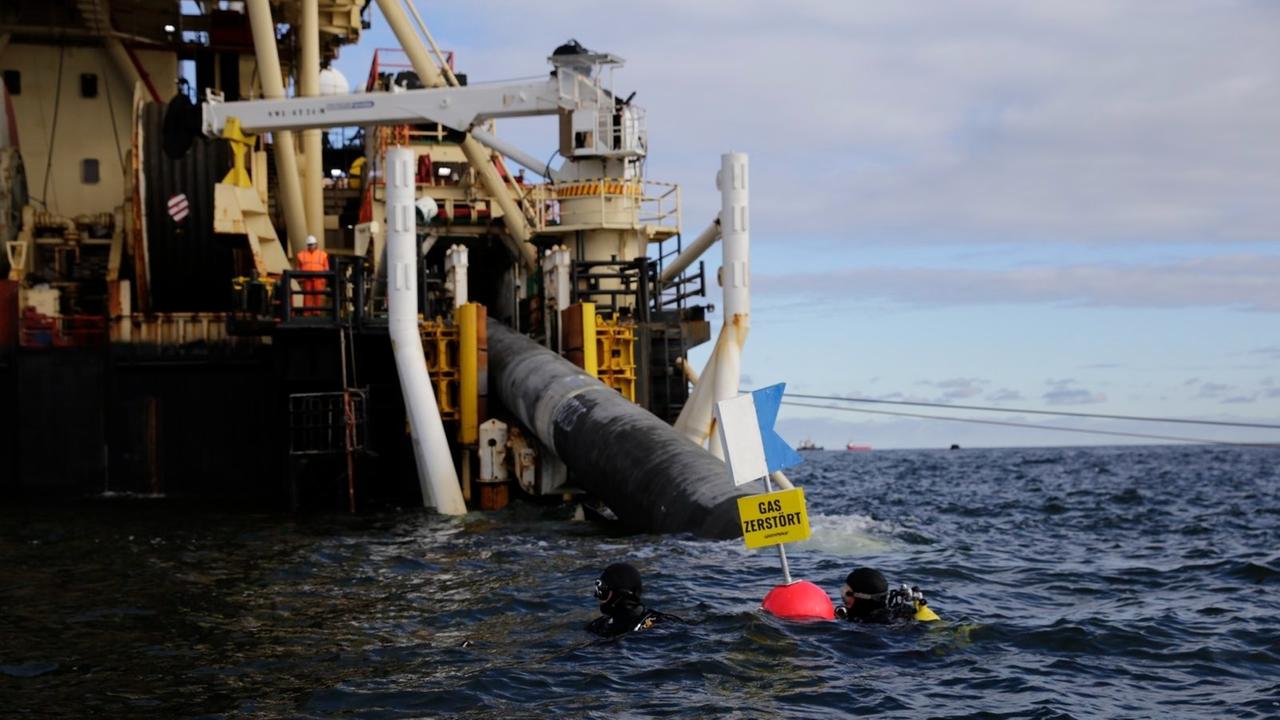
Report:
797,438,823,451
846,442,872,452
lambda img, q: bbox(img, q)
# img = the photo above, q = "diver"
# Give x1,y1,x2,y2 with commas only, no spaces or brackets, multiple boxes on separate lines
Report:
587,562,680,637
835,567,940,623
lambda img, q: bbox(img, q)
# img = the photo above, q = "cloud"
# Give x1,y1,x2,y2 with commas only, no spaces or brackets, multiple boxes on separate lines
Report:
340,1,1280,247
1251,346,1280,360
920,377,988,401
1196,382,1234,398
775,408,1280,449
986,388,1025,403
753,255,1280,311
1043,379,1105,405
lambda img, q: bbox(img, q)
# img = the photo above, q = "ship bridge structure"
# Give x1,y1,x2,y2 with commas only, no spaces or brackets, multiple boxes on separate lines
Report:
0,0,763,538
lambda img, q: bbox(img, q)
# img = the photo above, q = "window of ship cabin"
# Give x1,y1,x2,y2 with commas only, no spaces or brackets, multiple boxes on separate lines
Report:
81,73,99,98
82,159,100,184
2,70,18,95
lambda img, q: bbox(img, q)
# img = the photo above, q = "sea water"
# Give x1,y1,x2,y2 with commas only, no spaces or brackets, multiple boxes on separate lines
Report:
2,445,1277,718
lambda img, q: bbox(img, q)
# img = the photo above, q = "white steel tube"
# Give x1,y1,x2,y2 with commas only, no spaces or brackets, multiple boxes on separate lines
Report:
659,218,719,286
716,156,751,365
677,154,751,455
387,147,467,515
445,244,469,308
719,152,750,324
246,0,310,255
673,326,721,445
299,0,325,241
711,153,750,455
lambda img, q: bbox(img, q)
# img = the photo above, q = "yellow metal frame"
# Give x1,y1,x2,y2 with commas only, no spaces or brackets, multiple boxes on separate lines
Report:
419,318,460,421
595,316,636,402
220,117,255,189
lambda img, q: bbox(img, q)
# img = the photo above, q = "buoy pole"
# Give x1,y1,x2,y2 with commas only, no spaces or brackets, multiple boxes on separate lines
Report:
763,472,793,585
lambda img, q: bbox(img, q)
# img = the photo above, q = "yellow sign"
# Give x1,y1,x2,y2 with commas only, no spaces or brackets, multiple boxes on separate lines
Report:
736,487,811,549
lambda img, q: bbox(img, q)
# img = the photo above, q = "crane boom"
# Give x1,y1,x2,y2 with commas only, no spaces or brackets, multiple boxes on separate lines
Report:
202,77,562,136
202,53,647,162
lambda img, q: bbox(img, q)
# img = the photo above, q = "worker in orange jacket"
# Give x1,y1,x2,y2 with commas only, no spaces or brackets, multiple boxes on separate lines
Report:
296,235,330,315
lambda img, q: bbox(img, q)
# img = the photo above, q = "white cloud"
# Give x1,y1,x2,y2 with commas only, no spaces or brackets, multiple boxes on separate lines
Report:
920,377,988,402
753,255,1280,311
341,1,1280,246
1043,379,1106,405
1196,381,1234,398
987,388,1025,403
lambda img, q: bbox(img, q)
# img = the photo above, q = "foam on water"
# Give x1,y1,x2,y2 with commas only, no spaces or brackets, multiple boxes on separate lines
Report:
796,512,896,555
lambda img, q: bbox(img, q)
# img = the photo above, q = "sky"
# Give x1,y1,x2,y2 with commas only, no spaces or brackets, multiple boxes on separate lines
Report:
331,0,1280,449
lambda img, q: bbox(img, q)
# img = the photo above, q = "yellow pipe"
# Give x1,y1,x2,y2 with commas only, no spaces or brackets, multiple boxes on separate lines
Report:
246,0,310,255
581,303,598,378
299,0,325,242
373,0,537,270
457,302,479,445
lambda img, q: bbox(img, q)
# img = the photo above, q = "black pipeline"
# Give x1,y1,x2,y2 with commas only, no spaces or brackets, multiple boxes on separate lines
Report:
487,320,753,539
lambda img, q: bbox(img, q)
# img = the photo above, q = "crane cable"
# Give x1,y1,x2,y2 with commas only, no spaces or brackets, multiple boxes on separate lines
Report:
778,392,1280,430
781,401,1277,447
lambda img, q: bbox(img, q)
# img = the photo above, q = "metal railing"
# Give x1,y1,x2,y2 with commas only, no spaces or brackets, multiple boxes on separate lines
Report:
527,178,680,233
289,390,368,456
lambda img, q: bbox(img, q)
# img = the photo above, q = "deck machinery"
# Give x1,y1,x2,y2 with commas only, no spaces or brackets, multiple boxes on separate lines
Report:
0,0,748,535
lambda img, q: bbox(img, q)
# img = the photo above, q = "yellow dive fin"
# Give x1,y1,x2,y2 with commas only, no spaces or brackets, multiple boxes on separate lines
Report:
914,602,941,622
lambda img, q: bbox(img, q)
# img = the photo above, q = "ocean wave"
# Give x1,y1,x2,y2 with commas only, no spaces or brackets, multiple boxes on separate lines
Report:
798,513,899,555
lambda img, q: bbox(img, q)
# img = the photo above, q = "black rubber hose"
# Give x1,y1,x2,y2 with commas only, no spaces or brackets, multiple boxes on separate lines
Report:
487,319,753,539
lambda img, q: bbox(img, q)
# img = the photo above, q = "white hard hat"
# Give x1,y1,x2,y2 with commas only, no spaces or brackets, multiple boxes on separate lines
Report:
306,235,318,245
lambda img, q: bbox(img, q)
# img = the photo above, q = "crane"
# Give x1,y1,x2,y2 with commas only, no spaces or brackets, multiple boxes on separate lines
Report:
201,48,647,180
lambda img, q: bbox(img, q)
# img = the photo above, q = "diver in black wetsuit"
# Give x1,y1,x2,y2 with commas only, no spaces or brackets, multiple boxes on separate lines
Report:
836,567,937,623
586,562,677,637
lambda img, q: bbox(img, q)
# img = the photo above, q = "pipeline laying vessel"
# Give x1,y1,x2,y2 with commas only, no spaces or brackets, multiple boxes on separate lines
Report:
0,1,765,538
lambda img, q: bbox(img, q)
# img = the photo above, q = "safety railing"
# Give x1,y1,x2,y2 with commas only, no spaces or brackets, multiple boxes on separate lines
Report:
527,179,680,234
570,257,652,322
227,257,456,335
280,270,342,325
364,47,454,92
557,71,647,158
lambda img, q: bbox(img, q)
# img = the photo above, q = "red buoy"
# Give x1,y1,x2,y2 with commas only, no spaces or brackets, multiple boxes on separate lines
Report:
761,580,836,620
